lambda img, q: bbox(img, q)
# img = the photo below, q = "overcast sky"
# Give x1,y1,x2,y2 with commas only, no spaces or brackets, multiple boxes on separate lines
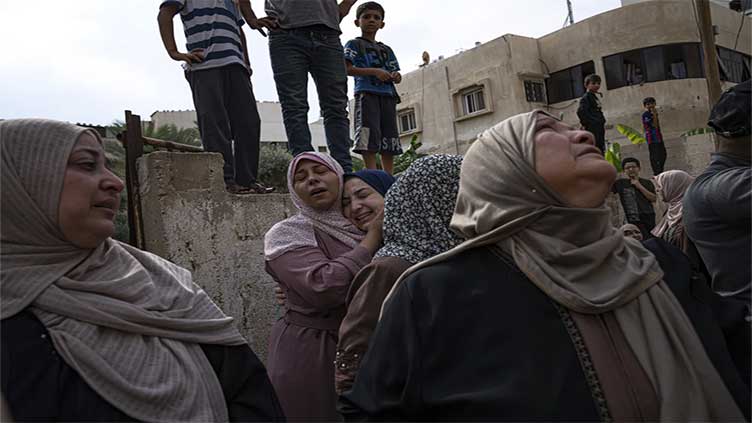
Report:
0,0,620,126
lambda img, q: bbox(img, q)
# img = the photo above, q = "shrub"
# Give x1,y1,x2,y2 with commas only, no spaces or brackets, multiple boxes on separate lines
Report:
258,144,293,192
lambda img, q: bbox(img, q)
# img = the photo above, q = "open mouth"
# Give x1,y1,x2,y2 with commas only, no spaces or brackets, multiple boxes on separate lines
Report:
310,188,328,197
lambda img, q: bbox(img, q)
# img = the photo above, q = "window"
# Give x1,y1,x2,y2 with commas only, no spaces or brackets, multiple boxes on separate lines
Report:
603,43,704,89
398,109,417,134
317,146,327,153
452,80,493,120
524,80,546,103
718,46,751,83
461,87,486,115
545,61,595,104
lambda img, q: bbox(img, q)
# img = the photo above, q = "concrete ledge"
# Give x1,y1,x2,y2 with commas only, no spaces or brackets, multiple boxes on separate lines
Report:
619,133,714,177
138,151,295,362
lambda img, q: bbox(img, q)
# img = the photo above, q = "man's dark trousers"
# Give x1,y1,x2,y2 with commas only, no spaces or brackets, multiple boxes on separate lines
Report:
188,64,261,187
269,27,353,172
587,125,606,154
648,142,667,176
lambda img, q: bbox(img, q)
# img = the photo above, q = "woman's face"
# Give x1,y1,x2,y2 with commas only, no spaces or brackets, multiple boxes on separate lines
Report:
533,114,616,208
621,224,643,241
342,177,384,231
292,159,340,211
58,132,125,248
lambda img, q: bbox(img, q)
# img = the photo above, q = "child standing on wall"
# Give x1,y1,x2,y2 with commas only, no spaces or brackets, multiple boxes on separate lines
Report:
344,1,402,175
577,74,607,154
642,97,667,175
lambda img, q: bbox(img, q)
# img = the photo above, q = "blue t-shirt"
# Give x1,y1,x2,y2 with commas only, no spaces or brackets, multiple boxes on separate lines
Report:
344,37,400,96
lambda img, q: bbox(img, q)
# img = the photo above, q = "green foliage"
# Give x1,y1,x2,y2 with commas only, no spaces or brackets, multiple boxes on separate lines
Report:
394,135,427,174
615,124,646,145
605,142,623,172
681,127,715,137
352,135,426,174
258,144,293,192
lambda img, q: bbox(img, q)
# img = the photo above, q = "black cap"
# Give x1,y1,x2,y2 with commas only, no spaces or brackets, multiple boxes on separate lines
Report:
708,79,751,138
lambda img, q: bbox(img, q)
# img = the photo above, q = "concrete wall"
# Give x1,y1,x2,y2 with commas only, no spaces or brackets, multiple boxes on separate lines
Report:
138,151,295,361
619,133,716,177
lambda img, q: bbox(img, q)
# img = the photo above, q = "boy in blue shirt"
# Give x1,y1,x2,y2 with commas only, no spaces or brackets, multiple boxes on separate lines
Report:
642,97,667,175
344,2,402,175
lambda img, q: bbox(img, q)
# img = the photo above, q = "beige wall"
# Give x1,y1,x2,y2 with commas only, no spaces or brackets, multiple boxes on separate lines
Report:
396,35,544,153
390,0,750,154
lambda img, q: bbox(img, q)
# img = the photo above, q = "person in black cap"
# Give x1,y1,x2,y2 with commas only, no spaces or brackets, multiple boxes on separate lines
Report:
683,80,751,305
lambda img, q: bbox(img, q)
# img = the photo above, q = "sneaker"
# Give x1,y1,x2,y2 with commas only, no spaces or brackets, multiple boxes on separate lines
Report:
226,183,253,195
245,181,275,194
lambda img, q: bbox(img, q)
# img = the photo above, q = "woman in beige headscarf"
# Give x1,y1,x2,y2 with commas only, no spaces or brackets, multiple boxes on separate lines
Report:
652,170,694,251
340,111,749,422
0,119,284,422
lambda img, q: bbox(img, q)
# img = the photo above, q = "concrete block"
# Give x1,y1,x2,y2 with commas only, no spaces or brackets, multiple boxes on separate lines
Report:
138,151,295,362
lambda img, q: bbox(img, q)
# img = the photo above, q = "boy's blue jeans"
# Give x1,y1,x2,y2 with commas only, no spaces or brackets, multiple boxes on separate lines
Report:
269,27,353,172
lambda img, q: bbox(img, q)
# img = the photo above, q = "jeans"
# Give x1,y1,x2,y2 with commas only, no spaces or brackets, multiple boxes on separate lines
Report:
269,27,353,172
188,64,261,186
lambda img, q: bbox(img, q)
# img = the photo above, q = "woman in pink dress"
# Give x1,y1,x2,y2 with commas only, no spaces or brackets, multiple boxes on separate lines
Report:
263,152,383,421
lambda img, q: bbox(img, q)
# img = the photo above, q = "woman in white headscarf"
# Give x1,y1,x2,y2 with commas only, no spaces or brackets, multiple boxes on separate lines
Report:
263,152,384,421
0,119,284,422
340,111,750,421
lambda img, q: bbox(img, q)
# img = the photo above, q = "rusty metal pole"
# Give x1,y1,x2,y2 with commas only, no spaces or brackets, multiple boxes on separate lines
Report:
695,0,723,150
123,110,145,249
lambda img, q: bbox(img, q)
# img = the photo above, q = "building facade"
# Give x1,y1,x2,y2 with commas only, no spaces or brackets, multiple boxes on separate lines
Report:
391,0,751,154
150,101,330,152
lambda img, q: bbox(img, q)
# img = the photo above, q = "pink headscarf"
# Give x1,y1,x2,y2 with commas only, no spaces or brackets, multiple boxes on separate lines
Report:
264,152,365,260
651,170,695,250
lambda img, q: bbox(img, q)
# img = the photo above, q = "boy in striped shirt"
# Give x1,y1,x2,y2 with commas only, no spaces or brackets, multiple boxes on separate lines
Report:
158,0,274,194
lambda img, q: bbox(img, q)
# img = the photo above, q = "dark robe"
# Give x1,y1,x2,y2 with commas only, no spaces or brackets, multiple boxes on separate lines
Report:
1,310,285,422
335,256,412,395
340,241,750,421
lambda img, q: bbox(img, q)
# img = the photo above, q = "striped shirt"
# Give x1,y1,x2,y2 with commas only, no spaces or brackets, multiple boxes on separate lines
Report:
161,0,246,72
642,111,663,144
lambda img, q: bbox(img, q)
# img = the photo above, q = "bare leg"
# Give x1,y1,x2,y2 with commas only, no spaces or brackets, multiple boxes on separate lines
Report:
381,154,394,175
363,152,378,170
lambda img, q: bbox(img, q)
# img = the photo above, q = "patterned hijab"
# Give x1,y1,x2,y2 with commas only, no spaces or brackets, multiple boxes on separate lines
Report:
0,119,246,422
375,155,464,264
385,111,743,421
264,152,365,260
652,170,694,249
